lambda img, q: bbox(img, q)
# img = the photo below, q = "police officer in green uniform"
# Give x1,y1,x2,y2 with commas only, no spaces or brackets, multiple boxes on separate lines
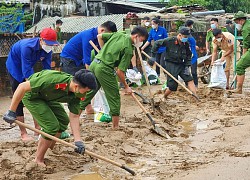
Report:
151,27,197,99
80,26,148,129
3,69,97,166
206,18,227,54
231,11,250,94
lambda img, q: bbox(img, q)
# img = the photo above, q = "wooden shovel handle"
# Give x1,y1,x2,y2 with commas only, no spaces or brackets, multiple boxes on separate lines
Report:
89,40,100,52
14,120,136,176
131,92,148,114
141,51,195,96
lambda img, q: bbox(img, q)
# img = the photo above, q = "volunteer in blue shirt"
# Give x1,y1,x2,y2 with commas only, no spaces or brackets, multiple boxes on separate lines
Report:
60,21,117,71
60,21,117,115
141,18,168,76
6,28,59,141
185,20,199,88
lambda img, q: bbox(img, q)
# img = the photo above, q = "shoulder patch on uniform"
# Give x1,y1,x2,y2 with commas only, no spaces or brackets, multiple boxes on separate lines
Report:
55,83,68,90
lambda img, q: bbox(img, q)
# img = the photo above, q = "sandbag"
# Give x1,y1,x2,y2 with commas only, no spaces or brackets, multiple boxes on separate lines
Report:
207,60,226,89
93,89,111,123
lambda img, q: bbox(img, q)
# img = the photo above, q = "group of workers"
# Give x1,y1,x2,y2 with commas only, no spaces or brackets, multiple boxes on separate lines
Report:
2,11,249,166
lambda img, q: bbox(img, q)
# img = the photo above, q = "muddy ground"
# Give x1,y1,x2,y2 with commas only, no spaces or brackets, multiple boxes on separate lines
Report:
1,72,250,180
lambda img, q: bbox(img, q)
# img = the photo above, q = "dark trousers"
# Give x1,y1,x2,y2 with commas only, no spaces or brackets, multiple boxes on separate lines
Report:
191,61,198,87
8,73,24,116
60,57,85,75
156,52,166,76
184,62,198,87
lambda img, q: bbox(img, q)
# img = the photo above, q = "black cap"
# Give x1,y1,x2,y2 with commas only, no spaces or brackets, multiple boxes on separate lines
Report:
226,19,232,24
74,69,97,90
212,28,222,36
56,19,63,24
142,16,150,20
179,27,191,35
185,20,194,27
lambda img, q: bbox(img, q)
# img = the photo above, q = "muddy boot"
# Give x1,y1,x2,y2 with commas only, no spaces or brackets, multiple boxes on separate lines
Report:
230,84,243,94
229,75,244,94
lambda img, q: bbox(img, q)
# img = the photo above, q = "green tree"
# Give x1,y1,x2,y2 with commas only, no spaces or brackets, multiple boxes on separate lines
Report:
160,0,208,7
160,0,249,13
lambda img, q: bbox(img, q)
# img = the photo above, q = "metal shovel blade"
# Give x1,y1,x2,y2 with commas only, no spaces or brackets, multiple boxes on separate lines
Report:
133,91,150,104
146,113,171,139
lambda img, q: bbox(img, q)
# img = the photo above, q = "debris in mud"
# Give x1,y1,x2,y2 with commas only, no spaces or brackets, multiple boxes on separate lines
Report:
229,151,250,157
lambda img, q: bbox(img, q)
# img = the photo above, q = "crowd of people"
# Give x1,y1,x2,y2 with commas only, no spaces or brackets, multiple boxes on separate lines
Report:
2,11,249,167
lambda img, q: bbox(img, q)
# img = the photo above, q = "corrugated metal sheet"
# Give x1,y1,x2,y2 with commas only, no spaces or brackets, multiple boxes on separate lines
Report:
103,0,160,11
129,0,163,2
26,14,125,34
0,0,30,3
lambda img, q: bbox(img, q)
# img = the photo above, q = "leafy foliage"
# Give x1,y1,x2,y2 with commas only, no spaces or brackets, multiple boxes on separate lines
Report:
160,0,249,13
0,2,33,33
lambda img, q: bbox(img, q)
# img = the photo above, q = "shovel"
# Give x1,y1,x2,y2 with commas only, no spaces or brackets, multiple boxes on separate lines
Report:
89,41,151,105
141,51,200,101
136,47,155,111
13,120,136,175
134,91,150,104
131,93,171,139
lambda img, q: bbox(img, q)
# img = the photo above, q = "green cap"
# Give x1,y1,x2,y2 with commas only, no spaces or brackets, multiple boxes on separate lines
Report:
233,11,247,21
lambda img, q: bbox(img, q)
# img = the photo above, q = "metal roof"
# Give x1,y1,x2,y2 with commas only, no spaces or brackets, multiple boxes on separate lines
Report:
103,0,161,11
25,14,125,34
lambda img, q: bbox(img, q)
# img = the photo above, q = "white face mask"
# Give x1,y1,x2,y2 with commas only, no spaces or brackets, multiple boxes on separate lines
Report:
145,22,150,27
210,24,217,29
42,45,53,53
235,23,242,30
151,24,156,29
216,37,222,42
134,37,143,48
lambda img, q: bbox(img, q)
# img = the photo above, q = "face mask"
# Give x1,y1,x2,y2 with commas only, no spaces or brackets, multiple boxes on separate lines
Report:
235,23,242,30
42,45,53,53
181,38,188,43
74,87,85,98
216,37,222,42
151,24,157,29
134,37,143,48
145,22,150,27
210,24,216,29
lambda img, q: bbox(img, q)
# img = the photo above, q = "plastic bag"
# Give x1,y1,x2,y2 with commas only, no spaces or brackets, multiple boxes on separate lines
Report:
93,89,111,123
143,61,159,85
207,60,226,89
126,69,142,86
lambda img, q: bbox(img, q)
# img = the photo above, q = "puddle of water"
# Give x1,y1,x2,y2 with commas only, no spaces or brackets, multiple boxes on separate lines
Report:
179,120,210,134
70,172,103,180
196,121,209,130
178,121,195,133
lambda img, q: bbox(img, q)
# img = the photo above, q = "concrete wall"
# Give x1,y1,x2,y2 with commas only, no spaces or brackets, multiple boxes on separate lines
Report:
32,0,106,24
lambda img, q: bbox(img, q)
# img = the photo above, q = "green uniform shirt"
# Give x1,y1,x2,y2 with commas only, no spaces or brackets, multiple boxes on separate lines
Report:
56,27,62,44
95,32,134,72
206,26,227,42
242,20,250,49
25,70,82,115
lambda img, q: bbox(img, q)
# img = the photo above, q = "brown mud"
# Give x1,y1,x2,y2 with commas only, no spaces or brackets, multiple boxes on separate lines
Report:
1,75,250,179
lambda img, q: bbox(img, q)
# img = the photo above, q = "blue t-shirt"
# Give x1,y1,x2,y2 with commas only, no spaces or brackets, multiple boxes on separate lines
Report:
6,37,52,83
188,36,198,64
147,26,168,53
60,27,100,66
